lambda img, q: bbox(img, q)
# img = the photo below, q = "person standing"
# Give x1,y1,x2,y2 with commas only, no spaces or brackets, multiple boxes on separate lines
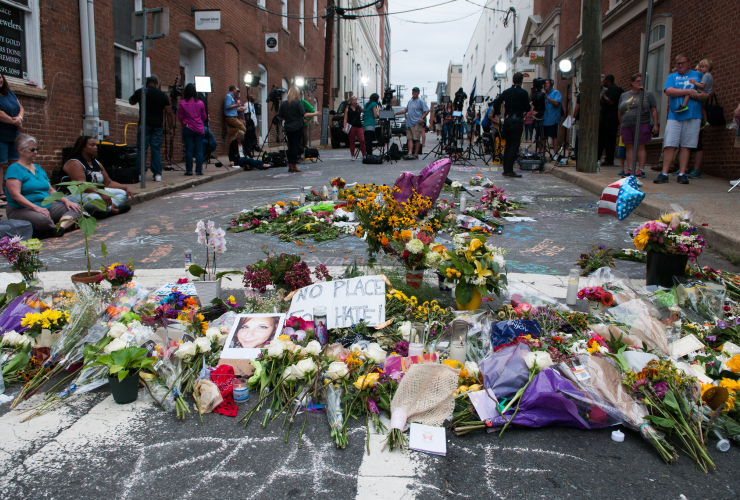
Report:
363,93,380,155
0,73,22,206
279,86,319,173
128,75,173,182
597,75,624,166
177,83,207,176
618,73,659,177
245,94,260,156
523,108,534,142
541,79,562,155
224,85,246,145
343,96,366,160
493,72,530,178
654,54,704,185
434,105,443,137
394,87,429,159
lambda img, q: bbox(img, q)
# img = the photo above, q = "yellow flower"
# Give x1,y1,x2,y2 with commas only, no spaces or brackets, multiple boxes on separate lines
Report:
354,372,380,390
443,359,462,369
473,260,493,282
719,378,740,393
400,230,412,240
633,228,650,250
278,334,291,341
726,355,740,373
21,313,42,328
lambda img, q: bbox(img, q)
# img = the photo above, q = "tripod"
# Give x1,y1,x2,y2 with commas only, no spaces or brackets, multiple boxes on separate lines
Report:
259,115,288,158
533,117,554,162
552,83,574,164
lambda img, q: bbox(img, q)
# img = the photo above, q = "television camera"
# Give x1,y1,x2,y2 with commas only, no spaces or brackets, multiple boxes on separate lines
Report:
381,87,395,109
531,77,547,117
167,76,183,112
453,87,467,112
268,86,286,112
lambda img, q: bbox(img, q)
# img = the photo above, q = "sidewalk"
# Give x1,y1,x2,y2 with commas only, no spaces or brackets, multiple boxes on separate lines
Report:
549,164,740,258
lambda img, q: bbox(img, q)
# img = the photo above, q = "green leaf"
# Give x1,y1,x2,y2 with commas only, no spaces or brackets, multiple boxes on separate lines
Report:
109,365,124,374
215,270,242,280
89,199,107,212
100,241,108,258
111,350,127,367
41,192,65,206
2,342,32,376
455,283,473,306
79,217,97,238
645,415,676,428
188,264,206,279
117,369,129,382
662,390,681,412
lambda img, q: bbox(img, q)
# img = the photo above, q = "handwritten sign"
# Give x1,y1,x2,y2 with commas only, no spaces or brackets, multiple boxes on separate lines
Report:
288,276,386,329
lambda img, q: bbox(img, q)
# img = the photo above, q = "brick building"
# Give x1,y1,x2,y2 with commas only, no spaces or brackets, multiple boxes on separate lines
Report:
520,0,740,179
4,0,331,174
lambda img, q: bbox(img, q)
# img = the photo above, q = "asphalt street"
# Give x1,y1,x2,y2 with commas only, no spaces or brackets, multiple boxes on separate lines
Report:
2,138,740,500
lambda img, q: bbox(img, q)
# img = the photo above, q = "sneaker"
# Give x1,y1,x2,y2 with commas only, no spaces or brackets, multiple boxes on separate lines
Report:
620,169,632,177
702,121,711,129
408,155,418,160
351,157,355,161
730,179,740,186
154,174,162,182
675,105,689,113
688,169,701,179
677,174,689,184
617,170,627,176
636,169,646,178
654,173,669,184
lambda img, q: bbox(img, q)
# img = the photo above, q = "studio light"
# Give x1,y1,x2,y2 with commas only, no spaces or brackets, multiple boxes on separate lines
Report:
295,76,305,87
361,76,369,86
244,72,253,85
494,61,507,76
558,59,572,73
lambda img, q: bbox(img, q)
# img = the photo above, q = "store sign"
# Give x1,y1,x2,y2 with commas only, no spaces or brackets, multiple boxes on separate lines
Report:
0,5,27,79
516,57,535,72
529,50,545,65
265,33,278,52
194,10,220,30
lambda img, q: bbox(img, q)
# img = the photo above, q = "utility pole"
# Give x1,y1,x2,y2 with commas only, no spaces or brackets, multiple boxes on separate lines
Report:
577,0,602,173
321,0,335,146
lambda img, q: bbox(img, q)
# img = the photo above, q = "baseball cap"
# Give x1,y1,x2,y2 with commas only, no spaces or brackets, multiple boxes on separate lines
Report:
412,87,420,92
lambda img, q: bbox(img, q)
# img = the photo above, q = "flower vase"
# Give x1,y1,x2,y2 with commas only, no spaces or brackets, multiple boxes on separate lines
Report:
194,278,222,306
453,188,460,199
24,275,43,296
405,269,424,289
436,272,453,292
646,251,689,288
456,288,482,311
588,300,604,315
109,374,139,404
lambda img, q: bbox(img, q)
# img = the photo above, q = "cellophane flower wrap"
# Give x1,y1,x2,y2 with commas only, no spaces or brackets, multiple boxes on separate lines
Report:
0,236,45,281
632,212,705,261
438,234,507,306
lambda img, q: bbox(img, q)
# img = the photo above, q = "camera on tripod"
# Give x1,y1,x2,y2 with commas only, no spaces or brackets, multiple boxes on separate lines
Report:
268,86,286,112
453,87,467,112
531,77,547,117
382,87,396,109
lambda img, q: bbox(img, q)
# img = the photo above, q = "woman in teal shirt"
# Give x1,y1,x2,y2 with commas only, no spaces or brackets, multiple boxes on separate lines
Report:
5,134,81,237
363,93,380,155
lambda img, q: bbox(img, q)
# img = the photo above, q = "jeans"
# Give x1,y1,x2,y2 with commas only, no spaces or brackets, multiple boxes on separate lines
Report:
442,123,451,144
524,123,534,141
182,127,204,174
286,128,303,165
136,126,163,176
235,157,266,170
364,129,376,155
65,188,128,213
597,114,619,164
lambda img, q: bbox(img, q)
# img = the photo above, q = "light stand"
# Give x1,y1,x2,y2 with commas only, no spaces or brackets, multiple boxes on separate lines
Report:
555,58,576,165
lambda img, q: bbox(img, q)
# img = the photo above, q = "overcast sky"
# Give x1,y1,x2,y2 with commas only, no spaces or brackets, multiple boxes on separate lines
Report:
388,0,482,106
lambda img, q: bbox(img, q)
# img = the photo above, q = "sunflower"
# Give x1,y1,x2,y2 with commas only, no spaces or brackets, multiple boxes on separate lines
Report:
726,355,740,373
633,228,651,250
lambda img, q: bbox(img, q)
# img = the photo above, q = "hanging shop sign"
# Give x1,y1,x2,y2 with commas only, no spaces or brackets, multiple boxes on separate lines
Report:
194,10,221,30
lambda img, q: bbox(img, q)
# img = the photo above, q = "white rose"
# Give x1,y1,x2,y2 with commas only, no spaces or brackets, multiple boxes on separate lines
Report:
406,238,425,254
451,181,462,188
205,327,226,346
398,321,412,341
282,364,303,381
174,341,196,359
194,337,212,353
104,337,129,354
523,351,553,371
295,357,317,375
492,254,505,268
365,343,387,365
464,361,479,379
304,340,322,356
326,361,349,380
108,323,129,339
285,341,300,353
3,330,30,347
267,340,287,357
219,325,230,334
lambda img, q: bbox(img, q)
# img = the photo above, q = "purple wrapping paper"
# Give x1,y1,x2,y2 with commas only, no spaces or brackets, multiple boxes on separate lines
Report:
491,368,619,430
479,343,532,402
0,293,37,335
392,158,451,206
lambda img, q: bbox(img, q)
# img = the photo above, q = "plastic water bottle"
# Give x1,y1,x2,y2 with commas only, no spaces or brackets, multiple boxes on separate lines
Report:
299,186,306,205
525,146,529,155
331,185,338,201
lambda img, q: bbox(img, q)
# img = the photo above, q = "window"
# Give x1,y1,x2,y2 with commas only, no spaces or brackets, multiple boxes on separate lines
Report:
645,24,666,128
506,43,512,63
0,0,43,86
458,67,462,73
282,0,288,30
299,0,304,44
114,0,137,100
313,0,317,26
258,0,265,7
475,45,478,64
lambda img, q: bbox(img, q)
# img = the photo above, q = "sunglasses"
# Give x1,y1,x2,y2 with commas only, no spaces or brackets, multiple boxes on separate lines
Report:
676,61,689,65
28,148,38,152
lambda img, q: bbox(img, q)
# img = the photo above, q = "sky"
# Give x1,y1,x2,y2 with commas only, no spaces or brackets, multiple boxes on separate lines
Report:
388,0,482,106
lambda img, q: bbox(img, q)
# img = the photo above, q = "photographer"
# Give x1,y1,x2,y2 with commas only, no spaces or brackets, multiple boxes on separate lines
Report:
363,93,380,155
493,72,530,178
539,79,562,155
394,87,429,160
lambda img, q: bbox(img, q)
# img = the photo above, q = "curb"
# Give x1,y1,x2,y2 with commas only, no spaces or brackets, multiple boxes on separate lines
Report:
548,166,739,258
127,167,244,207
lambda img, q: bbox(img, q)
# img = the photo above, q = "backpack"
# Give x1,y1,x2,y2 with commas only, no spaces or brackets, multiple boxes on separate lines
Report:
388,143,402,161
362,154,383,165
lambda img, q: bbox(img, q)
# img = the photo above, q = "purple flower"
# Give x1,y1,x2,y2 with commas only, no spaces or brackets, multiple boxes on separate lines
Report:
706,335,717,342
597,245,606,250
632,379,648,392
716,320,729,330
653,381,668,399
367,398,379,414
394,340,409,357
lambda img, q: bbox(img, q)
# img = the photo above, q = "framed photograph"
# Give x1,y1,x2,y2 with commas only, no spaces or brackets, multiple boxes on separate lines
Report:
221,313,286,360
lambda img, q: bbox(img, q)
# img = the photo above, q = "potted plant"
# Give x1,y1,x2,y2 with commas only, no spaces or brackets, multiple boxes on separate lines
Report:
0,236,45,290
632,212,705,288
43,181,120,284
90,346,155,404
188,220,241,305
98,259,135,291
438,235,507,310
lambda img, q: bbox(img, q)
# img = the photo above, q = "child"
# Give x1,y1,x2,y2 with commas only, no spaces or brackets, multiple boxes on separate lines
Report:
617,136,629,177
676,59,713,127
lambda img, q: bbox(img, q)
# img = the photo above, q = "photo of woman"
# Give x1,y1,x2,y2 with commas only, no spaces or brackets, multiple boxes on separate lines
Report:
227,314,283,349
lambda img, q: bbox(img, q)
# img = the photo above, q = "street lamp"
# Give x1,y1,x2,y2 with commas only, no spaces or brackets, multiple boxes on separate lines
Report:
494,61,507,77
391,49,408,55
360,75,369,100
558,58,575,79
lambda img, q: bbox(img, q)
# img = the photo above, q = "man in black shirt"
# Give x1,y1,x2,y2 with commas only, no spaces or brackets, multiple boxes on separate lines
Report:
493,72,531,177
129,75,174,182
597,74,623,166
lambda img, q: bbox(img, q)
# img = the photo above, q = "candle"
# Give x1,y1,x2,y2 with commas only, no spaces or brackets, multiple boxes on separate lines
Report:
408,342,424,357
565,268,579,306
449,341,466,363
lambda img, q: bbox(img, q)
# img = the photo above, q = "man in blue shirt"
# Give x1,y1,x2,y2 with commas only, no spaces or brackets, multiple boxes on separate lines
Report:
540,79,561,156
394,87,429,159
655,54,705,185
224,85,246,145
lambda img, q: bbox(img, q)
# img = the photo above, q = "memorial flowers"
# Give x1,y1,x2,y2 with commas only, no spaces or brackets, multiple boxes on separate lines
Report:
632,212,705,261
98,259,135,287
0,236,45,282
438,235,508,307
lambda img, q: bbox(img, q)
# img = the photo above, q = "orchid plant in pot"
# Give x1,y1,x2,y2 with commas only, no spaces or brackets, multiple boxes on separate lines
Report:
188,220,240,306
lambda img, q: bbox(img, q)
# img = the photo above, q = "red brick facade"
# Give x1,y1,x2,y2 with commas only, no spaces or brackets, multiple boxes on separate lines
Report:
534,0,740,179
15,0,330,173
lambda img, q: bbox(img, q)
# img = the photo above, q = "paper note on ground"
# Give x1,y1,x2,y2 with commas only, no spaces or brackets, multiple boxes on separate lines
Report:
409,423,447,456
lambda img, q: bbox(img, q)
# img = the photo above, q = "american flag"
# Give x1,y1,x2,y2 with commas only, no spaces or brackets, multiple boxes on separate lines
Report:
597,176,645,220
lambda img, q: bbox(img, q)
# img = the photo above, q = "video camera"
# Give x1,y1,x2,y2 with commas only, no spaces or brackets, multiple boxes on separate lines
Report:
168,76,183,112
531,77,547,116
268,86,286,112
382,87,395,109
453,87,467,112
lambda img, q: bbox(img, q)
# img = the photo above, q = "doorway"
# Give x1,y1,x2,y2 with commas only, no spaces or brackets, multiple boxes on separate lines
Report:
179,32,205,85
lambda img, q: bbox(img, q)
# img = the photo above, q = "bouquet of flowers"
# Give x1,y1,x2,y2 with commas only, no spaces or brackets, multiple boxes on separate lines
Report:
479,185,521,217
632,212,705,261
243,251,331,293
577,286,614,306
98,259,135,287
189,220,240,283
331,177,346,190
576,245,615,276
20,308,70,339
389,231,443,271
450,181,462,198
438,235,507,307
0,236,45,282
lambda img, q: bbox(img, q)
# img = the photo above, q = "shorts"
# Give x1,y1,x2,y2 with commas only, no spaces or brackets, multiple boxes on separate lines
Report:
406,123,423,142
543,123,559,138
663,118,701,149
620,122,652,145
617,138,626,159
435,124,442,131
690,130,704,152
0,140,18,164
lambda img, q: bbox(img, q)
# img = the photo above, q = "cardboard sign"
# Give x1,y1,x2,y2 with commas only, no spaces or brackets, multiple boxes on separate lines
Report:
288,276,386,329
409,423,447,456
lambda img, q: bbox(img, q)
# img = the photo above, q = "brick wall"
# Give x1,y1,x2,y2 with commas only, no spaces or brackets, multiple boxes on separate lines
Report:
18,0,329,174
